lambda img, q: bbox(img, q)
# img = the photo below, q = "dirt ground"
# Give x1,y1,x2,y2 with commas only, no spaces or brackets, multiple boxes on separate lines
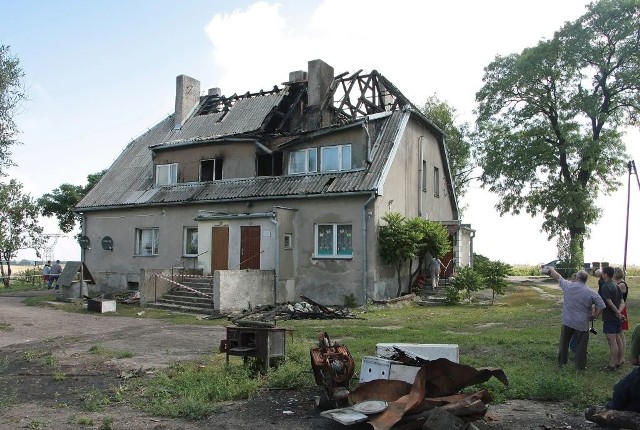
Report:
0,289,602,430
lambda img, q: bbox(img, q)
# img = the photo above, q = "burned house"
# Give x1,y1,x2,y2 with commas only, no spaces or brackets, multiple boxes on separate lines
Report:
75,59,472,305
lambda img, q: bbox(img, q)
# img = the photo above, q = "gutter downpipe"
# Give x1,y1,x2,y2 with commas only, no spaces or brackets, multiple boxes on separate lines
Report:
418,136,424,217
270,216,279,304
362,193,376,306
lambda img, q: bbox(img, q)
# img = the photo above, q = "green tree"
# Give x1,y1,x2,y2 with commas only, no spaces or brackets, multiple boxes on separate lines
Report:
449,266,483,301
474,254,511,304
0,45,25,176
475,0,640,262
378,212,421,297
39,169,106,233
421,94,474,200
406,217,452,289
0,180,44,287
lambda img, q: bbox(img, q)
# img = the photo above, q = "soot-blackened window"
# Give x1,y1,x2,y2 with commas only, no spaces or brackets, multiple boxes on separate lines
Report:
200,159,223,181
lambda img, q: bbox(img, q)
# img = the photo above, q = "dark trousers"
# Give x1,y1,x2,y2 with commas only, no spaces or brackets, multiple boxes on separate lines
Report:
558,325,589,370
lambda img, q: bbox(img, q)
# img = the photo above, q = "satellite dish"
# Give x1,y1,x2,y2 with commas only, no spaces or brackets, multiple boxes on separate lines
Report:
101,236,114,251
78,236,90,250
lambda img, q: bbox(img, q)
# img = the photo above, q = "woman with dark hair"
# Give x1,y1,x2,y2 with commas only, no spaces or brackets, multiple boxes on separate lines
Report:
613,267,629,366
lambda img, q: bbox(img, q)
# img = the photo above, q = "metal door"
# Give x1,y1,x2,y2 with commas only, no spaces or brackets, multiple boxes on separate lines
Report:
240,226,261,269
211,226,229,271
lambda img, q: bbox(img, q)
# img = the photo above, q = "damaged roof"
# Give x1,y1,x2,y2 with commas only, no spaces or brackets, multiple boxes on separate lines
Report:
77,64,456,212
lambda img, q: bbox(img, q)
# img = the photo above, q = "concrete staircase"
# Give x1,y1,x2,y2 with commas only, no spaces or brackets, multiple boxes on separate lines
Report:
147,277,217,315
416,279,450,306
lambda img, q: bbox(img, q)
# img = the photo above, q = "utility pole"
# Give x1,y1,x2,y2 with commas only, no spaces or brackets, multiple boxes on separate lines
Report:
623,160,640,273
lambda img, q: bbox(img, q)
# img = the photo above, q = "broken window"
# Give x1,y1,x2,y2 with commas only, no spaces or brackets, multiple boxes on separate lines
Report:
200,158,223,181
256,152,283,176
135,228,159,256
155,163,177,186
315,223,352,258
321,144,351,172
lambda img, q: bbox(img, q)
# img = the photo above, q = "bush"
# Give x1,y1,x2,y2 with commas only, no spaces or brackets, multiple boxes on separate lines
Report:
449,266,484,301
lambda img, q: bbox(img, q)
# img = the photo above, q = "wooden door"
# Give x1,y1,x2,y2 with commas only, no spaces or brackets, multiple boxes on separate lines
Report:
240,226,261,269
211,226,229,271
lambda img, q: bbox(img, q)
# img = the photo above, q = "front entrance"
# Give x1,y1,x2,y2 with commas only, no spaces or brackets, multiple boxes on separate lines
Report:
211,226,229,270
240,226,261,269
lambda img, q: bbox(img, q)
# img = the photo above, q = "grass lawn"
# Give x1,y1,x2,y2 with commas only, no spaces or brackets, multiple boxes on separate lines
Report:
4,272,638,418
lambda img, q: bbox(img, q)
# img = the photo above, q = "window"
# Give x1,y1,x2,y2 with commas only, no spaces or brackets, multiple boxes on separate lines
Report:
321,144,351,172
422,160,427,192
135,228,159,256
289,148,317,174
315,224,352,258
183,227,198,256
284,233,292,249
156,163,177,186
200,159,223,181
433,167,440,197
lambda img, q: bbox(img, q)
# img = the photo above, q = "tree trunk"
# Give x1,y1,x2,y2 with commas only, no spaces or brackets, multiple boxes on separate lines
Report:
568,228,585,273
0,259,8,288
585,406,640,429
396,262,403,297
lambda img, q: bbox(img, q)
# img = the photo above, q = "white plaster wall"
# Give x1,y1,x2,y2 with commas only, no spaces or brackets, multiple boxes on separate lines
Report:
213,269,275,311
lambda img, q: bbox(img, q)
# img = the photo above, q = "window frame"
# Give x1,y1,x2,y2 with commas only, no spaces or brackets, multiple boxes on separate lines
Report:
183,226,198,256
433,166,440,197
199,158,223,182
314,223,353,259
289,148,317,174
422,160,427,192
320,144,352,172
284,233,293,250
135,228,159,256
155,163,178,186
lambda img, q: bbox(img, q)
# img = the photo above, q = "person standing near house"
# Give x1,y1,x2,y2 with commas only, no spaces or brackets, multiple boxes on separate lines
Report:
600,266,626,370
48,260,62,290
548,267,605,370
430,256,444,290
613,267,629,366
41,261,51,289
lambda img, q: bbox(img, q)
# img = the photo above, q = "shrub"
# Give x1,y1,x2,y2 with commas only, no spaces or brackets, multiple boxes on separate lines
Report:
449,266,484,301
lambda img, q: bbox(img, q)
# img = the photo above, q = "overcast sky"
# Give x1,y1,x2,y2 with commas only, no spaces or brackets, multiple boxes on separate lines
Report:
2,0,639,265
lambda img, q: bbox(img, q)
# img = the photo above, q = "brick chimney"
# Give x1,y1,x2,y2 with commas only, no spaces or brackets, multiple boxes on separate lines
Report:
174,75,200,129
305,59,334,130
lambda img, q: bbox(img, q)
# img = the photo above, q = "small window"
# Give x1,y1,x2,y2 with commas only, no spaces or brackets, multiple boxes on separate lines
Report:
284,233,292,249
135,228,159,256
200,159,223,181
156,163,178,186
422,160,427,192
321,144,351,172
183,227,198,256
433,167,440,197
289,148,317,174
315,224,352,258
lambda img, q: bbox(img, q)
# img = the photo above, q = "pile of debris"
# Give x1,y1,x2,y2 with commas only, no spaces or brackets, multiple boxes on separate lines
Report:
227,296,360,325
313,336,509,430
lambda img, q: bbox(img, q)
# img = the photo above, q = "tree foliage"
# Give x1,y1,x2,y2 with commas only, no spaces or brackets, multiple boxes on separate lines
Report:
39,169,106,233
475,0,640,261
379,212,421,297
449,266,483,301
0,45,25,176
0,180,44,287
421,94,474,200
378,212,451,297
474,254,511,304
